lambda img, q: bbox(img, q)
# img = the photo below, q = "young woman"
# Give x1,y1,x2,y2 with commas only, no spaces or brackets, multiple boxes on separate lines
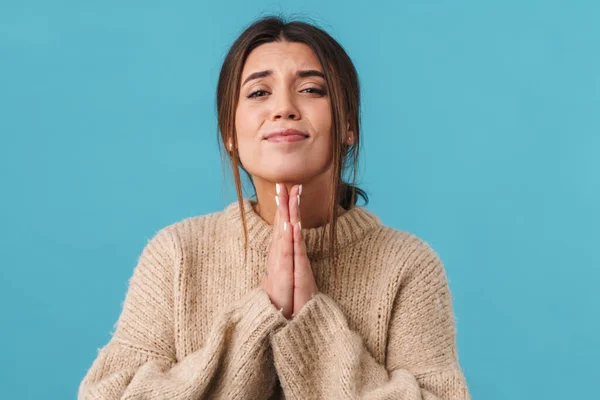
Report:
79,16,471,400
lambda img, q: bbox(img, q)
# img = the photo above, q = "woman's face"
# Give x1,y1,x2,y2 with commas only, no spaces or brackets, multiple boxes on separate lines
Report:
235,41,333,185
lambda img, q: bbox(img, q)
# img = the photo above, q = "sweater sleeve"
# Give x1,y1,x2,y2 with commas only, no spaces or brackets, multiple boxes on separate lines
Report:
269,244,471,400
78,227,288,400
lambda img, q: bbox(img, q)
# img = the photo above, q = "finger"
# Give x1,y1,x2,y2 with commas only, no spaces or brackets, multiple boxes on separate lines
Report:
278,183,290,228
269,183,286,277
296,184,302,230
288,185,300,226
275,182,289,240
293,221,311,280
272,185,281,240
293,220,315,318
267,189,281,279
277,183,293,267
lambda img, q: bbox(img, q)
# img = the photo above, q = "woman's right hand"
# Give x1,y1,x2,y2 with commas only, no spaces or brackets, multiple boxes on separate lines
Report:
260,183,295,320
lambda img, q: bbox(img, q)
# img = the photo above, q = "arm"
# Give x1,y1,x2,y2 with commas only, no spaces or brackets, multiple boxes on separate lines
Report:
269,243,470,400
78,227,287,400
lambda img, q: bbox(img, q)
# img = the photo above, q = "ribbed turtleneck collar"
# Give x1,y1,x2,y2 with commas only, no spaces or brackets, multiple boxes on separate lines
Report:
223,198,382,259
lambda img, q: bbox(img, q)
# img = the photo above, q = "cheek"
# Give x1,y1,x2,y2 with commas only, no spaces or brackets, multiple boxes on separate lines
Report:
234,105,248,134
235,104,263,136
312,103,333,134
234,105,262,170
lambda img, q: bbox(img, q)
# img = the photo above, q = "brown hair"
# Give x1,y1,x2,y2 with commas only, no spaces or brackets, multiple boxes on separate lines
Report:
216,15,368,269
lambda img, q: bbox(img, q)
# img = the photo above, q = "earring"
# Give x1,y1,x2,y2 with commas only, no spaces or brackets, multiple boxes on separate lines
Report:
228,141,233,151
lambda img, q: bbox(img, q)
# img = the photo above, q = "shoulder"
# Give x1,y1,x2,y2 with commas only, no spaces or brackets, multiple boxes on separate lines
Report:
147,206,230,255
364,222,448,287
366,222,442,265
164,208,225,237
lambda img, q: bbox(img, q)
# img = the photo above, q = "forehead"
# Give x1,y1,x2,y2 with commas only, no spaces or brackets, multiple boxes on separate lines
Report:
242,41,323,74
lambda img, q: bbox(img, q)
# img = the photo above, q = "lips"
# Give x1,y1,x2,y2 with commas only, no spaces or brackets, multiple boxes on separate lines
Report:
263,128,310,143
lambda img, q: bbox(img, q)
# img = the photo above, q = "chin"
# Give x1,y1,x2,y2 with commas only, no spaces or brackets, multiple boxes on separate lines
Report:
251,167,312,184
243,155,332,183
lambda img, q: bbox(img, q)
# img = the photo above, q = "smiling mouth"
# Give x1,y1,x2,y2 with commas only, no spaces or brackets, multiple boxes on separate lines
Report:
263,128,310,143
265,134,308,143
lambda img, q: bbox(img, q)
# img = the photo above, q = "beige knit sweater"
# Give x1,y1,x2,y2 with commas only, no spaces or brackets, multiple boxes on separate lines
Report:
78,198,470,399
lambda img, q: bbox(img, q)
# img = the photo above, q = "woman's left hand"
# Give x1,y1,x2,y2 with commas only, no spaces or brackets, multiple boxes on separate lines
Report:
288,184,319,317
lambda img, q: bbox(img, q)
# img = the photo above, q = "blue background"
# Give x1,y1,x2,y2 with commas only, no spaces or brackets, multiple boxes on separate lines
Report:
1,1,598,399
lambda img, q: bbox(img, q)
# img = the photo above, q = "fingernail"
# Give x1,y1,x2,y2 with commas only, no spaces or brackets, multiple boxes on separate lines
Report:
298,221,302,230
298,184,303,196
284,221,288,232
297,195,300,206
276,183,281,195
275,195,280,207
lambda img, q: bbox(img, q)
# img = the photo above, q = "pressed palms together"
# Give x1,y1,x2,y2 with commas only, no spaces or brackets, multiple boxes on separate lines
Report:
260,183,319,319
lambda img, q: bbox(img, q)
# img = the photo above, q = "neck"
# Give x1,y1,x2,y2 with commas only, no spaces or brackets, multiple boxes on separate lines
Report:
251,169,343,229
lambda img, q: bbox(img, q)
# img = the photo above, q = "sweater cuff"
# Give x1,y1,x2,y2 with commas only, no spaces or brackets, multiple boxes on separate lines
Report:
270,292,349,367
231,286,289,335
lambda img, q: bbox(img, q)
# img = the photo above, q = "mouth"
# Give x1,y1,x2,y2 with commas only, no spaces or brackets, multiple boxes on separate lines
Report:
263,128,310,143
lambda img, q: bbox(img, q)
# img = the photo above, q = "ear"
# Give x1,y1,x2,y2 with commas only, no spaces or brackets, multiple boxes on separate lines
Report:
346,122,355,145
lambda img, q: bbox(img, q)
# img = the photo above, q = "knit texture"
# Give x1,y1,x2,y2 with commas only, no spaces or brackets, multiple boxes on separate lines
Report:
78,198,471,399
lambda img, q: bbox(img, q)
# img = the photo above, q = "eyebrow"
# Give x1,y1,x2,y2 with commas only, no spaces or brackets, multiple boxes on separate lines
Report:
241,69,326,87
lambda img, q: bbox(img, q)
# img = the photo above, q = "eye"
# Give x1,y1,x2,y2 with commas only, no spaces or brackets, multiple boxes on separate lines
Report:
301,87,327,96
247,90,269,98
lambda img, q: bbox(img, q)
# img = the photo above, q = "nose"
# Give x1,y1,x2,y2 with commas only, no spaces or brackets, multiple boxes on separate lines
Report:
270,91,300,121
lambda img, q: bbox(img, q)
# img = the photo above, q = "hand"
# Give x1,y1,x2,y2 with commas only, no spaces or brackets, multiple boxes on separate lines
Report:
287,184,319,317
261,184,319,319
261,183,294,319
